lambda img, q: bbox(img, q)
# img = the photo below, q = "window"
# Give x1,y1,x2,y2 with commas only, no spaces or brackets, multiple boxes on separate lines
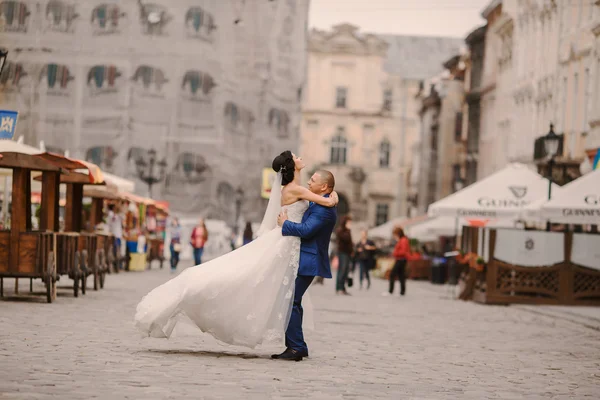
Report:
383,89,392,111
379,140,390,168
46,1,77,32
330,129,347,164
224,102,239,129
306,119,319,128
375,203,389,226
452,164,463,192
91,4,123,33
85,146,116,171
268,108,290,138
185,7,216,39
335,87,347,108
1,1,31,32
455,112,463,142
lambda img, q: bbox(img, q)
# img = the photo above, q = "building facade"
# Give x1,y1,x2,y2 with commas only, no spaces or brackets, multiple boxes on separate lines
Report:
0,0,309,224
300,24,461,228
463,25,487,184
586,1,600,166
475,0,600,184
414,57,465,215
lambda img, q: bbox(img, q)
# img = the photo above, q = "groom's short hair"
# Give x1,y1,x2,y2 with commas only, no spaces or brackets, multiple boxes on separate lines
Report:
316,170,335,191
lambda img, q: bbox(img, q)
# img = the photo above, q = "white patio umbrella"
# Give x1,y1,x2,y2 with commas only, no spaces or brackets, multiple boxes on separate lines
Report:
540,168,600,224
428,163,560,219
367,217,408,239
406,216,517,242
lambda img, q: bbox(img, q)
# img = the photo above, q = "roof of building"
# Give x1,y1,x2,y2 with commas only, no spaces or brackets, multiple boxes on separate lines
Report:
379,34,464,80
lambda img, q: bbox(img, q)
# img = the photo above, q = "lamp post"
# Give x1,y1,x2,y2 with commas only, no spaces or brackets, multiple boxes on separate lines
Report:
135,148,167,199
234,186,244,235
543,123,560,231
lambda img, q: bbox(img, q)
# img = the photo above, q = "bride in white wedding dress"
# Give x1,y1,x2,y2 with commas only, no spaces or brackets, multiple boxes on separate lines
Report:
134,151,338,348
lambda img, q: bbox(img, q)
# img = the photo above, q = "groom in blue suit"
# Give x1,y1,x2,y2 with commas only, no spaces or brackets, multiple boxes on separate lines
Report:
273,170,337,361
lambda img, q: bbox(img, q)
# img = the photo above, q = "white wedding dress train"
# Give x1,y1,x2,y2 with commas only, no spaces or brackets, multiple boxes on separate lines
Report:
134,199,309,348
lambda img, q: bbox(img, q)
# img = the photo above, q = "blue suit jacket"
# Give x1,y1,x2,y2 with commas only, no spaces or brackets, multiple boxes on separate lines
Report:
281,200,337,278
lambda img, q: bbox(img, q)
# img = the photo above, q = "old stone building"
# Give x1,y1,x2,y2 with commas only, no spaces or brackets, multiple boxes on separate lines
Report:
413,55,465,215
0,0,309,224
586,1,600,167
463,24,486,185
300,24,461,228
473,0,600,184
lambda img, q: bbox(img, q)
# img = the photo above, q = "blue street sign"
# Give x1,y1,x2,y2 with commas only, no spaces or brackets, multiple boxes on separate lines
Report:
0,110,18,140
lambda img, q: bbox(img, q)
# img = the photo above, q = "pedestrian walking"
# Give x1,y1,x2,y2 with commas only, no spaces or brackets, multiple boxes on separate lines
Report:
106,203,124,269
242,222,253,246
169,217,182,273
190,218,208,265
384,227,409,296
335,215,353,295
355,230,376,290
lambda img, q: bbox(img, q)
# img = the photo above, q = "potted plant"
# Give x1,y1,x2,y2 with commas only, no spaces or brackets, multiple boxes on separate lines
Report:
475,257,485,272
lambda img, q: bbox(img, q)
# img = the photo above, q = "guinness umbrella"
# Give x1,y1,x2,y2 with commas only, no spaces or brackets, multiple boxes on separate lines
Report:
540,168,600,224
428,163,560,219
406,216,516,242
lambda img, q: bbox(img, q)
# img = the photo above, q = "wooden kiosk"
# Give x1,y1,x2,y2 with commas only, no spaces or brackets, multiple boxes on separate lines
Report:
35,153,109,293
85,186,121,276
0,152,63,303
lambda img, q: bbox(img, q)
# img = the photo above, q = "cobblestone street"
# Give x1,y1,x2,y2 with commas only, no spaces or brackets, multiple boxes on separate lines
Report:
1,264,599,400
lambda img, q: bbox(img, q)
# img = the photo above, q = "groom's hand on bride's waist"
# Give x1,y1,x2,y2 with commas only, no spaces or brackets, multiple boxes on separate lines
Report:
277,210,289,227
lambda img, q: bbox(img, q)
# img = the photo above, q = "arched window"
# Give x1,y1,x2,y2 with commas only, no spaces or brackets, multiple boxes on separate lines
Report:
224,102,239,128
268,108,290,138
379,140,390,167
330,128,347,165
86,146,117,172
91,3,123,32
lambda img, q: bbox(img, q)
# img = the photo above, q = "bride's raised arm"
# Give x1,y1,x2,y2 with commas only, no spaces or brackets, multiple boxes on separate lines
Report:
289,185,338,207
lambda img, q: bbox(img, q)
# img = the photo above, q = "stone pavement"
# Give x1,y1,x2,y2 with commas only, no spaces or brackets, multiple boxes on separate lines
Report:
1,264,600,400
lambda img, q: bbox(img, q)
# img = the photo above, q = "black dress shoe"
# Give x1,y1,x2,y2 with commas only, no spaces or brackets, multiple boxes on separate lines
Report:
271,348,303,361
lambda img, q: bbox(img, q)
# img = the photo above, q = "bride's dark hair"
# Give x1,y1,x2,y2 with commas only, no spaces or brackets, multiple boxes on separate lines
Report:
272,150,295,185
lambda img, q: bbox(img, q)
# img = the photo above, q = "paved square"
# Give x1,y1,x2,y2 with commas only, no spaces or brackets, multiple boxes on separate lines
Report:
1,264,599,399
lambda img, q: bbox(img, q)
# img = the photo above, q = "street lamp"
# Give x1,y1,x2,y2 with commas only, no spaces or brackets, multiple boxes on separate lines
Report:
135,148,167,199
0,49,8,78
543,123,559,231
234,187,244,235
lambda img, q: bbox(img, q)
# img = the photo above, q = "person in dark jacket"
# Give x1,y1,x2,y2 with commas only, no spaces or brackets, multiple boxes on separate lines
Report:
335,215,353,295
242,222,253,245
355,230,376,289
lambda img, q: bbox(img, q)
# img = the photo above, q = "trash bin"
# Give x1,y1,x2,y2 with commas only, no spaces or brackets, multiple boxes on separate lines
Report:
447,259,461,285
430,257,448,284
126,239,147,271
129,253,147,271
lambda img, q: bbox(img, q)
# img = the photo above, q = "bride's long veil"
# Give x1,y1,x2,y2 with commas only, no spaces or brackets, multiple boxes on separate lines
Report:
257,172,282,237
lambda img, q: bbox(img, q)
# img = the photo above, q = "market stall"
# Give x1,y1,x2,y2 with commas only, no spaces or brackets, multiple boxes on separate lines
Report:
145,202,168,269
84,187,122,276
0,152,62,303
35,154,108,292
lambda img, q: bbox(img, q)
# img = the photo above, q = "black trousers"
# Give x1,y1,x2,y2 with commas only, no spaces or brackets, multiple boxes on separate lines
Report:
389,259,406,295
